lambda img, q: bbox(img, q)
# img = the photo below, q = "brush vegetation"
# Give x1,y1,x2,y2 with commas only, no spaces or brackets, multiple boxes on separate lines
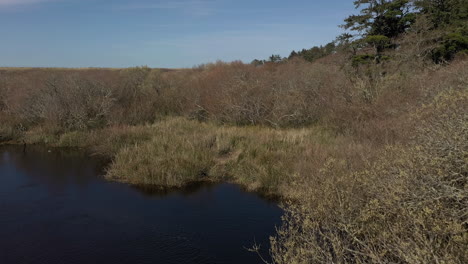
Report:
1,0,467,263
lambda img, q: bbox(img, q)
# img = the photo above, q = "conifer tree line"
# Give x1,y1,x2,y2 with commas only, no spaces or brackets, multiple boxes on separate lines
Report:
253,0,467,65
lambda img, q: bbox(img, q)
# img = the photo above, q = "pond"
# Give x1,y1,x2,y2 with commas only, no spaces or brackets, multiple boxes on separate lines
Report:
0,146,282,264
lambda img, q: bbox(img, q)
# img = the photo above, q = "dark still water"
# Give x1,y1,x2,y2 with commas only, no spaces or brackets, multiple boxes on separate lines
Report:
0,146,282,264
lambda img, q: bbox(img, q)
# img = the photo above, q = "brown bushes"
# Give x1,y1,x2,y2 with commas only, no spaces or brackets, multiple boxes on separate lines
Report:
3,53,459,134
269,74,468,264
110,66,160,124
0,72,8,111
21,75,114,130
174,59,352,127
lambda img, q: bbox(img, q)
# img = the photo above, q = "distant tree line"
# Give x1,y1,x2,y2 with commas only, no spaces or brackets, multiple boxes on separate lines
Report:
253,0,467,66
251,42,337,66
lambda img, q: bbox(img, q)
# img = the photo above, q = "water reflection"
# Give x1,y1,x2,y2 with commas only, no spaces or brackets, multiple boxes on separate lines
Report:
1,145,105,194
131,182,219,198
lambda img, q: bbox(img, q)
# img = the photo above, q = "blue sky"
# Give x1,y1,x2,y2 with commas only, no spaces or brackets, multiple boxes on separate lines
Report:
0,0,356,68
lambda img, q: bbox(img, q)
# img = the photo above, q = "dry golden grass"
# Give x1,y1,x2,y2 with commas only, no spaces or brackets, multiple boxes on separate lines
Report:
104,118,343,195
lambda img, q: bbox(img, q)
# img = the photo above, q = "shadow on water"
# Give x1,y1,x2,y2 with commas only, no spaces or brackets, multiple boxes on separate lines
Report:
0,145,283,264
131,181,220,198
132,182,282,204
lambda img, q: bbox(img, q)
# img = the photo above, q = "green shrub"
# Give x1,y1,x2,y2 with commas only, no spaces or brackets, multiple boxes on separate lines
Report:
364,35,392,53
433,30,468,62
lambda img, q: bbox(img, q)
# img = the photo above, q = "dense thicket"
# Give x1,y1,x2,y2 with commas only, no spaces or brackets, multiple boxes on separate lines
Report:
1,2,466,133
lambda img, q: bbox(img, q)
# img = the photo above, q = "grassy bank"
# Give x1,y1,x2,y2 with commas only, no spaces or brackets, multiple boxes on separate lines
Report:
106,118,343,195
5,117,344,196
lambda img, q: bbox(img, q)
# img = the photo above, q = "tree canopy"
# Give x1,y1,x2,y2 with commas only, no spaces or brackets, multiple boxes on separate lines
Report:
252,0,467,65
414,0,468,28
343,0,416,38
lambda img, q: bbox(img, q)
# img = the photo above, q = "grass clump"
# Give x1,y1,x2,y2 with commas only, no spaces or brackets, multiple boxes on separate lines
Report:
211,127,326,195
106,118,218,187
0,115,23,143
103,118,339,195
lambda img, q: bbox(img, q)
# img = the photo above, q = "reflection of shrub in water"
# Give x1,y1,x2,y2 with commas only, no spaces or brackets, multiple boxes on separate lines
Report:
131,181,218,198
2,145,106,189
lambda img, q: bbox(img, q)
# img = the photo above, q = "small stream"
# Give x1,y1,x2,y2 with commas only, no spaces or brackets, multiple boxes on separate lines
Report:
0,146,282,264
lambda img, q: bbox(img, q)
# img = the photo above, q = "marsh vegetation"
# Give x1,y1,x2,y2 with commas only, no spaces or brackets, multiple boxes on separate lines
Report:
1,0,467,263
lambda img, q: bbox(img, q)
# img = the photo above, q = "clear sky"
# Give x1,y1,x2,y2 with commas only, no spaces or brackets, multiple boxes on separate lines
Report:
0,0,356,68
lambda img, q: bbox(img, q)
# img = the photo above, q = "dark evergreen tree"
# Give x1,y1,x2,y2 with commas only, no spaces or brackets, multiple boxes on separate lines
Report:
251,59,265,66
343,0,416,38
269,54,283,63
288,50,299,59
414,0,468,28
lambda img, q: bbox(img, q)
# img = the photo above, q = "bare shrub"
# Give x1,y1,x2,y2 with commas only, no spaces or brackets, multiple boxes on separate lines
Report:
271,60,351,127
23,75,114,130
181,59,352,127
110,66,157,124
0,72,9,112
270,88,468,264
155,69,199,116
188,61,267,125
